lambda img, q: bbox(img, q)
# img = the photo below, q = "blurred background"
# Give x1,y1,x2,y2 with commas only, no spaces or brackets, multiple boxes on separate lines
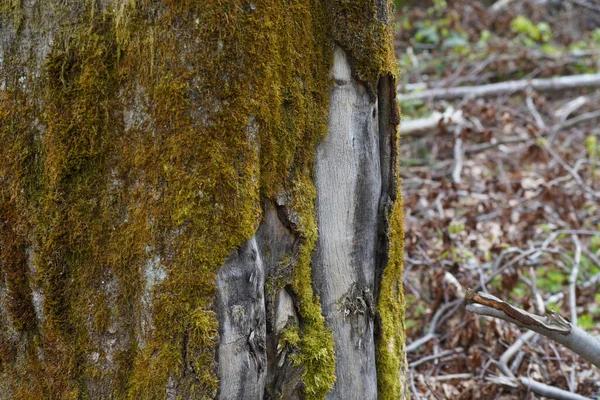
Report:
396,1,600,398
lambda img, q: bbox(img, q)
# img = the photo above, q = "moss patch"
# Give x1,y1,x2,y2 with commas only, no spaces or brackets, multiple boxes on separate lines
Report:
2,0,334,397
0,90,37,335
328,0,399,93
376,191,409,400
1,0,404,398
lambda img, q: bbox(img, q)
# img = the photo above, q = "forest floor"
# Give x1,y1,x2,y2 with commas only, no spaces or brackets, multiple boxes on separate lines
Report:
397,1,600,398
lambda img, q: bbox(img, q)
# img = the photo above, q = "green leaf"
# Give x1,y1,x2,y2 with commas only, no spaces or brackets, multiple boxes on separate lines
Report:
415,25,440,45
442,33,469,50
578,314,595,329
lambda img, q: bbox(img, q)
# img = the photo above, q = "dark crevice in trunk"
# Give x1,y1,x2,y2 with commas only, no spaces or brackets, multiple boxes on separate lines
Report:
374,73,399,304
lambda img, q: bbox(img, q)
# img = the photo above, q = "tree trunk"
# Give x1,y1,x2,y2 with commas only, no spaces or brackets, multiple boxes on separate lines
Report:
0,1,407,399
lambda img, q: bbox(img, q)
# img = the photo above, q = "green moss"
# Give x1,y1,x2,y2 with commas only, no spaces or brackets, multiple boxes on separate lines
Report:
0,0,23,31
288,175,336,399
278,323,301,348
328,0,398,93
0,91,37,334
376,191,409,400
1,0,404,398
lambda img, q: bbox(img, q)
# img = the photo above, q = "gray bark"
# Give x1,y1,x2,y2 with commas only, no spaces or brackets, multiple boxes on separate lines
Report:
215,46,398,399
216,237,267,399
216,202,304,399
312,47,380,398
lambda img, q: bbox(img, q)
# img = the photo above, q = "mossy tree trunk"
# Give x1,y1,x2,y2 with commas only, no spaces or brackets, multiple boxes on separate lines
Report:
0,1,407,399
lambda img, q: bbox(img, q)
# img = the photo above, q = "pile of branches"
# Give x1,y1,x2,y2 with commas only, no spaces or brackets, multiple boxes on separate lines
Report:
398,1,600,399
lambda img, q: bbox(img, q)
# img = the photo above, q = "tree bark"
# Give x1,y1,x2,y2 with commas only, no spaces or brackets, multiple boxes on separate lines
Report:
0,1,406,399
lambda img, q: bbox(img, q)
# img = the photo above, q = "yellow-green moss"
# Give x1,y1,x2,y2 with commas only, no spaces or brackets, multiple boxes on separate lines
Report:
289,175,336,399
278,323,301,349
328,0,399,92
376,191,409,400
1,0,404,398
0,90,37,335
0,0,23,30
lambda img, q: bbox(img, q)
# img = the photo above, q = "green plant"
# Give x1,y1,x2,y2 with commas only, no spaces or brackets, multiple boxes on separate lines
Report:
414,22,440,45
592,28,600,43
405,294,427,332
510,15,552,44
536,267,566,293
586,134,599,182
578,314,595,329
448,220,465,235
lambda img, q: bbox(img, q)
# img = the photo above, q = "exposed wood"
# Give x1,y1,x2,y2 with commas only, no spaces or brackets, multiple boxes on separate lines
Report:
313,47,380,398
216,237,267,399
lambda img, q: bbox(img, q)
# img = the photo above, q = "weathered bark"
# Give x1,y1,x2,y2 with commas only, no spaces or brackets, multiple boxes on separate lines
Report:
0,1,406,399
312,47,381,397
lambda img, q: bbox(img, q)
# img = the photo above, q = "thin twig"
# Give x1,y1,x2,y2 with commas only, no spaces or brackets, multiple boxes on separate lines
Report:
582,245,600,289
554,96,589,122
568,0,600,13
526,91,547,131
452,135,463,184
570,235,583,393
519,376,589,400
542,143,600,199
500,330,537,367
409,369,421,400
409,348,463,368
569,236,582,328
430,373,473,381
490,375,591,400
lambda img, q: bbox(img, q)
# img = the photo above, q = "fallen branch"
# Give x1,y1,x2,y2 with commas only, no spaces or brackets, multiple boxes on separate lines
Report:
400,107,464,136
409,348,462,368
490,375,591,400
465,290,600,368
398,73,600,102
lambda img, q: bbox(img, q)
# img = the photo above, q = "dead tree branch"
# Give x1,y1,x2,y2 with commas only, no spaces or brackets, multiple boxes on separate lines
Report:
490,375,591,400
398,73,600,102
465,290,600,368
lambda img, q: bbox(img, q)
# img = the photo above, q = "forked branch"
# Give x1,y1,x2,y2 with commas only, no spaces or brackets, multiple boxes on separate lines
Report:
465,289,600,368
